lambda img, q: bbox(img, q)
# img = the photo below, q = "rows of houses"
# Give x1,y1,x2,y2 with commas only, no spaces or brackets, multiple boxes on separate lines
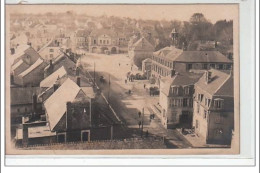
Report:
9,43,118,147
140,30,234,145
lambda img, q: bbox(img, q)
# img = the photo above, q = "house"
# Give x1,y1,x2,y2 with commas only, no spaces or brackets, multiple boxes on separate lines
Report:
10,86,42,137
128,37,154,68
43,53,76,78
10,33,29,49
38,39,62,60
151,46,183,81
193,69,234,145
44,78,93,143
159,71,202,129
10,45,43,85
141,58,152,79
173,51,233,72
72,29,90,50
15,58,48,87
88,29,119,54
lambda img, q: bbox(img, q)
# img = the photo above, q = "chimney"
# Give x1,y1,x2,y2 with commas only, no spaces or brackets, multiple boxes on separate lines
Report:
32,93,37,118
10,73,14,85
22,123,28,147
76,77,81,87
53,83,59,91
10,48,15,55
66,102,72,130
171,69,175,78
76,67,80,76
205,71,212,84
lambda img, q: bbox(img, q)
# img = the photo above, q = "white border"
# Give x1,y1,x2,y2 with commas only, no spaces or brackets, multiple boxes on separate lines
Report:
1,0,258,167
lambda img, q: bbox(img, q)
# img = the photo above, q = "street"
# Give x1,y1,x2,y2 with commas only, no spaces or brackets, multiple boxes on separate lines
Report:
80,51,192,148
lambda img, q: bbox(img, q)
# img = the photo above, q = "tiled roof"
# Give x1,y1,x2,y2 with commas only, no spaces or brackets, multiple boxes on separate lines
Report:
195,69,233,96
44,78,84,131
161,72,202,96
174,51,232,63
18,58,45,77
40,66,67,88
11,87,42,105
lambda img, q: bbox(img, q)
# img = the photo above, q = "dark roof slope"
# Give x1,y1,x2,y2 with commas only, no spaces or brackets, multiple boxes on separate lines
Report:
174,51,232,63
11,87,42,105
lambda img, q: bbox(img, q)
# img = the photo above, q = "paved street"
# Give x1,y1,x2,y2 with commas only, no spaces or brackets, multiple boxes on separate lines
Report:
80,51,192,148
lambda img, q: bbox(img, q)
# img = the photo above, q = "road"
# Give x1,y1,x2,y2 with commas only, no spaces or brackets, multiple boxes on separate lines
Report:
80,52,192,148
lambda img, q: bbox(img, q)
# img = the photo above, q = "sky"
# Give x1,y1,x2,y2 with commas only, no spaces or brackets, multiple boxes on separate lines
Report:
6,4,238,23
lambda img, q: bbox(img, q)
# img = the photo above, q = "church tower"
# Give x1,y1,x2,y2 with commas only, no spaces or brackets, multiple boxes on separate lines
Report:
170,28,178,47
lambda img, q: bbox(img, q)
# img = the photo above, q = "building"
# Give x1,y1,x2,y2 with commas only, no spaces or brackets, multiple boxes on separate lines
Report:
151,46,183,81
10,86,42,137
88,29,119,54
15,58,48,87
159,71,202,129
44,78,93,143
43,53,76,78
193,69,234,145
141,58,152,79
38,39,62,61
10,33,29,49
72,29,90,50
128,37,154,68
173,51,233,72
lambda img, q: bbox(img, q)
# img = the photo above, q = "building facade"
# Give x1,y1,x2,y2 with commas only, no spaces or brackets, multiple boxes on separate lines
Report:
159,71,202,129
193,69,234,145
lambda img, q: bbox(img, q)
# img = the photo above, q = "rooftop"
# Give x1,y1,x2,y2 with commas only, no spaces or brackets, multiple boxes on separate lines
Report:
195,69,233,96
174,51,232,63
154,46,183,61
40,66,67,88
11,87,42,105
18,58,45,77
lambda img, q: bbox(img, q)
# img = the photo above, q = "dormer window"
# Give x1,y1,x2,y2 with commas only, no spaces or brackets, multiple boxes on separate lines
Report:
171,86,179,95
184,86,190,95
214,98,224,109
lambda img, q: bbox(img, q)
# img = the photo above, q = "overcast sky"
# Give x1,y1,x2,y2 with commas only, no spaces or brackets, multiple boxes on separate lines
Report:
6,4,238,23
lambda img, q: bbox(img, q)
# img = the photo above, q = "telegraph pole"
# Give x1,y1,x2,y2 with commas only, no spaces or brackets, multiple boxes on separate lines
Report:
141,107,144,138
93,61,96,87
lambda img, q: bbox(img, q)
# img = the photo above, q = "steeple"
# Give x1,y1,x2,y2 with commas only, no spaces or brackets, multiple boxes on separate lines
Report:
170,28,178,47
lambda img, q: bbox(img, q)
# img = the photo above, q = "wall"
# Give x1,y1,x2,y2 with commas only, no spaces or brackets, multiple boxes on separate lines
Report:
39,47,61,60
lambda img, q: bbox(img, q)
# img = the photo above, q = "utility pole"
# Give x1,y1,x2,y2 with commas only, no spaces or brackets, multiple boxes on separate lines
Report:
108,74,111,107
141,107,144,138
94,62,96,85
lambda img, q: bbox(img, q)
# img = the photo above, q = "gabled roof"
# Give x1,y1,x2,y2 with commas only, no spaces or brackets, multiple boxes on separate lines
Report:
44,78,85,131
18,58,45,77
174,51,232,63
10,44,31,64
161,72,202,96
40,66,67,88
38,39,60,53
11,87,42,105
11,59,30,72
195,69,233,96
154,46,183,61
132,37,154,51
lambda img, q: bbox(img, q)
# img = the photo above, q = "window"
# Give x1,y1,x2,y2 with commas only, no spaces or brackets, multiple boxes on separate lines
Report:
94,40,96,44
204,110,207,119
214,99,224,109
226,64,231,70
197,103,200,113
183,98,188,107
205,98,211,107
218,64,224,70
171,86,179,95
17,108,20,113
196,120,199,129
187,64,192,70
184,86,190,95
172,111,177,122
198,94,204,102
107,40,109,44
50,54,53,58
100,40,102,44
49,49,54,53
202,64,208,69
210,64,215,69
103,40,106,44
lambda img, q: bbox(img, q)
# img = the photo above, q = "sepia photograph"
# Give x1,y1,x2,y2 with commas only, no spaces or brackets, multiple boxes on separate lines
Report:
5,4,240,155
